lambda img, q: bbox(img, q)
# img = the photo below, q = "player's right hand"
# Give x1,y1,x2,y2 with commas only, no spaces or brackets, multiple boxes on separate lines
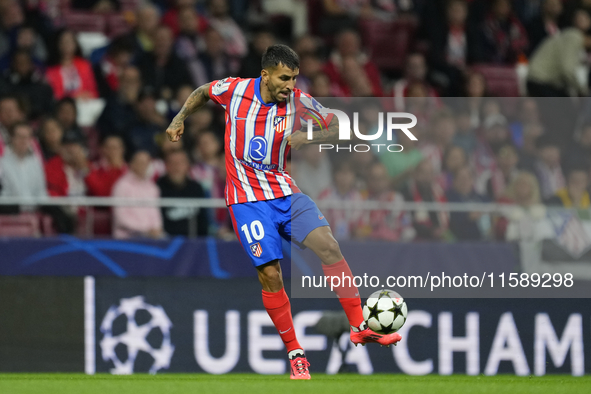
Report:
287,130,308,150
166,121,184,142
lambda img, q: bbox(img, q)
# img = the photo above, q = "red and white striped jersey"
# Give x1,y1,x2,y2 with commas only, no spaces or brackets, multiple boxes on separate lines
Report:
209,76,332,206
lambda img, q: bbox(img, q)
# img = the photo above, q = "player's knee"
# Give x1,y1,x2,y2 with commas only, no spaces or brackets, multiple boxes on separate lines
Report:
264,273,283,292
265,269,283,285
258,262,284,291
320,237,341,262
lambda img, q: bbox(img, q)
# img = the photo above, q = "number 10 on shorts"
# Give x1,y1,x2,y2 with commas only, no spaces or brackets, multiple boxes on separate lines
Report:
241,220,265,244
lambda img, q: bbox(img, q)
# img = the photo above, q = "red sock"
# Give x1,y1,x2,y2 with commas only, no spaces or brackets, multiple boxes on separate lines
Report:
322,258,365,329
262,287,302,353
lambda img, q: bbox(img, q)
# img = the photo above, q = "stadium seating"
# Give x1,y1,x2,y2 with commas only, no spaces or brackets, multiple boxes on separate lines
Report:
359,17,418,75
119,0,140,12
91,208,113,237
107,13,133,38
75,208,113,237
470,64,520,97
63,12,107,33
0,213,41,237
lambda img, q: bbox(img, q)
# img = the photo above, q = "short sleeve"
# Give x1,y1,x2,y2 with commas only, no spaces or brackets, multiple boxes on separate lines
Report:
209,77,241,107
294,91,334,131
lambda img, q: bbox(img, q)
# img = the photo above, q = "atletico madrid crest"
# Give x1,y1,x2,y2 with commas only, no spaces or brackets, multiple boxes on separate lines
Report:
250,242,263,257
274,116,288,133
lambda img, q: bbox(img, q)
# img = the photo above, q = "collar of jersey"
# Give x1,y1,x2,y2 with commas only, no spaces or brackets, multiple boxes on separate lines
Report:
255,77,276,107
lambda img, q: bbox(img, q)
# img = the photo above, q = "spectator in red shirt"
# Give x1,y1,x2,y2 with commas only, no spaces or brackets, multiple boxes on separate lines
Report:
323,29,383,97
54,97,87,146
43,133,90,233
45,29,99,100
85,135,127,197
44,133,90,197
93,36,134,98
38,117,64,161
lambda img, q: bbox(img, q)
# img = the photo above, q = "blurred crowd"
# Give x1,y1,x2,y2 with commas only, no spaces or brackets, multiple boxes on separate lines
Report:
1,0,591,241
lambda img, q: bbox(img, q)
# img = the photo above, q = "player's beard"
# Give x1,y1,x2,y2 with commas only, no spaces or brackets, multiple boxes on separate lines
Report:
276,89,290,102
267,81,288,102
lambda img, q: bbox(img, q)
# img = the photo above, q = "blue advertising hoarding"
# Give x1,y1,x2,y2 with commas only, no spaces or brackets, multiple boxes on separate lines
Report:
1,276,589,375
0,237,518,280
91,278,591,376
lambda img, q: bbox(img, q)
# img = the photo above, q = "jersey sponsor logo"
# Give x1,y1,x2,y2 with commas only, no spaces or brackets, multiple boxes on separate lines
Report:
248,136,267,161
215,77,230,87
212,77,234,96
274,116,288,133
250,242,263,257
240,159,277,171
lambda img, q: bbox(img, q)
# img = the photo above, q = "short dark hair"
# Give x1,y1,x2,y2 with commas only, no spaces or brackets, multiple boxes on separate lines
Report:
535,133,561,150
101,134,124,146
10,121,32,136
11,48,32,61
261,44,299,71
164,148,188,162
565,162,589,178
48,28,83,66
56,97,77,112
0,93,25,109
332,159,355,175
108,35,134,56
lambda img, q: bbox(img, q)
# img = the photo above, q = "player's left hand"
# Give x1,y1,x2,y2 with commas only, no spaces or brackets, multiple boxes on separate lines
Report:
287,130,308,150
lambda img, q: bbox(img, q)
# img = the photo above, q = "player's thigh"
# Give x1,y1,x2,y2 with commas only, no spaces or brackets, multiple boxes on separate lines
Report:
288,193,331,248
301,225,343,263
228,202,283,267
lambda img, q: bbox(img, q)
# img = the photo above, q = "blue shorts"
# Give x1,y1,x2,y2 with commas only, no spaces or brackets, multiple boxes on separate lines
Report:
228,193,329,267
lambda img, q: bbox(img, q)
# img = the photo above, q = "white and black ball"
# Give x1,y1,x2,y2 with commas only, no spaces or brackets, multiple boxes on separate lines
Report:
362,289,408,334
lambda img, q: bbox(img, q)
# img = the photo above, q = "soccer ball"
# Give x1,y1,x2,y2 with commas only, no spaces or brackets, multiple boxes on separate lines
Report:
362,289,408,334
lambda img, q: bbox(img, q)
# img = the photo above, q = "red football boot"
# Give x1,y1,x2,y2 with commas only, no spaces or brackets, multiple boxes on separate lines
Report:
289,353,311,380
350,327,402,347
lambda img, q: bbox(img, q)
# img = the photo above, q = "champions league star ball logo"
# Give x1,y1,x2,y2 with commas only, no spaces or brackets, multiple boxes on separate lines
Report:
100,296,175,374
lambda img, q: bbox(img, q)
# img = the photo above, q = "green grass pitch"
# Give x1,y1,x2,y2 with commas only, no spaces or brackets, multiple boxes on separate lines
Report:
0,374,589,394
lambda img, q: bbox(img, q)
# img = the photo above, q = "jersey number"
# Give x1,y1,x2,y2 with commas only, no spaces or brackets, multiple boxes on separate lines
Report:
241,220,264,243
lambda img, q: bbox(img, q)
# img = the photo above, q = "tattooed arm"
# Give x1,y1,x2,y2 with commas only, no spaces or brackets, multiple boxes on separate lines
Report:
287,116,340,150
166,82,212,142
